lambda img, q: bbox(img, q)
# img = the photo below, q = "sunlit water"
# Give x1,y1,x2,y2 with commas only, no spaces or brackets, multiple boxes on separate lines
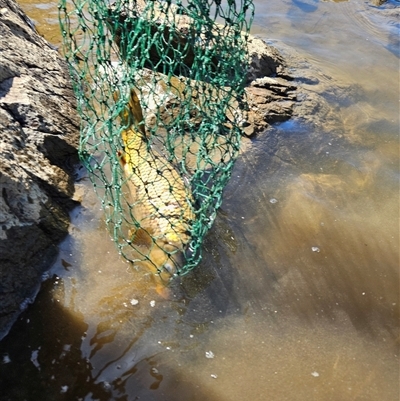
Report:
0,1,399,400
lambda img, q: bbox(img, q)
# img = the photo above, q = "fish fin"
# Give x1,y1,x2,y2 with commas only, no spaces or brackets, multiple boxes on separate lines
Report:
151,269,172,299
128,88,146,136
115,88,146,137
155,283,171,299
113,90,128,125
118,150,126,167
131,227,153,248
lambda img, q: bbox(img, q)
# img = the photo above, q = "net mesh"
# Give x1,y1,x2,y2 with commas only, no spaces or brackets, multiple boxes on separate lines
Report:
58,0,254,285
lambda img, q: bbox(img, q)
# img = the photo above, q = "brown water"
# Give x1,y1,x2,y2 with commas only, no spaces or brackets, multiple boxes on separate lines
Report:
0,1,399,400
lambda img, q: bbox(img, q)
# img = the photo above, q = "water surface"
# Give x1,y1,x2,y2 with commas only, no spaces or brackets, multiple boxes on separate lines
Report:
0,0,399,400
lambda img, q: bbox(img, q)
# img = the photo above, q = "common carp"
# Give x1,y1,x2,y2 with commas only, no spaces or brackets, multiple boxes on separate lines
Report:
115,88,194,292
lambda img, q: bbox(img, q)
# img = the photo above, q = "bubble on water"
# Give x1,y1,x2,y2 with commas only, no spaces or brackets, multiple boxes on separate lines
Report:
311,247,320,253
269,198,278,204
130,299,139,306
205,351,215,359
60,385,68,393
102,381,111,391
311,371,320,377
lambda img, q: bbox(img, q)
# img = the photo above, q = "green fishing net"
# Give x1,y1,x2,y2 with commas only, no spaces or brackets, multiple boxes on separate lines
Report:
58,0,254,283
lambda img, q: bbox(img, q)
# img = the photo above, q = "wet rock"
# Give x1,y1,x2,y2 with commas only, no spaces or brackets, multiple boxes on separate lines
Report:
246,36,292,83
243,72,297,135
371,0,387,5
0,0,79,339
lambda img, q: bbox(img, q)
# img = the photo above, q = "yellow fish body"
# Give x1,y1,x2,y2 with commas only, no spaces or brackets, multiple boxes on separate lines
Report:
116,88,194,291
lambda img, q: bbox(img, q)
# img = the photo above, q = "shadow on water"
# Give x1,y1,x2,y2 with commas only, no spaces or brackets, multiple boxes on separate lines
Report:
0,279,228,401
0,185,244,400
291,0,319,13
0,278,104,401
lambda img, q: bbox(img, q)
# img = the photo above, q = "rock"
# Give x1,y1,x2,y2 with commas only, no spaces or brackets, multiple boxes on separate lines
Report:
246,36,292,83
242,54,297,136
107,1,297,136
0,0,79,339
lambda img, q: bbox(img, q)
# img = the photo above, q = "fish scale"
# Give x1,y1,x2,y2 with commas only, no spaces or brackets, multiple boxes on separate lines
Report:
60,0,254,284
119,89,194,259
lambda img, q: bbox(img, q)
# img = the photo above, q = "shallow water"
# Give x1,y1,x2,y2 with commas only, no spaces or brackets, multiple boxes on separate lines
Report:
1,0,399,400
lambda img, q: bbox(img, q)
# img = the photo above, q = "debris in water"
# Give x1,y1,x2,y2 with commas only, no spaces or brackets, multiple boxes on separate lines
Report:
205,351,215,359
60,385,68,393
311,247,320,253
150,300,156,307
130,299,139,306
31,349,40,370
211,374,218,379
2,354,11,364
311,371,320,377
102,381,111,390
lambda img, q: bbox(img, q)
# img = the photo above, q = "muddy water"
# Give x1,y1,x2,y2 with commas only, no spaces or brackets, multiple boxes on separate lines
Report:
0,1,399,400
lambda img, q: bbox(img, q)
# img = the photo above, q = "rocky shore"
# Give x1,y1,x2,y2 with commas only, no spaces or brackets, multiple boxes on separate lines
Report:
0,0,80,339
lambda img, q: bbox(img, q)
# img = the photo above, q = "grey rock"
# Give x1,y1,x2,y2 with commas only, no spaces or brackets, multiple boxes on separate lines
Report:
0,0,79,339
243,40,297,136
246,36,291,83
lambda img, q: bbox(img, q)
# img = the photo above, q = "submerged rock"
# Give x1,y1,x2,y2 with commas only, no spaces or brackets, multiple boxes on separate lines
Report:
0,0,79,339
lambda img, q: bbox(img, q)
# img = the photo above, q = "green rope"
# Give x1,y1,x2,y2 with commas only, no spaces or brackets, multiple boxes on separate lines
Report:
59,0,254,285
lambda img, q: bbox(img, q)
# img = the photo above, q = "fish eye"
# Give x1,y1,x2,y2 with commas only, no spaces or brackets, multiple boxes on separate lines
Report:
163,262,176,276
